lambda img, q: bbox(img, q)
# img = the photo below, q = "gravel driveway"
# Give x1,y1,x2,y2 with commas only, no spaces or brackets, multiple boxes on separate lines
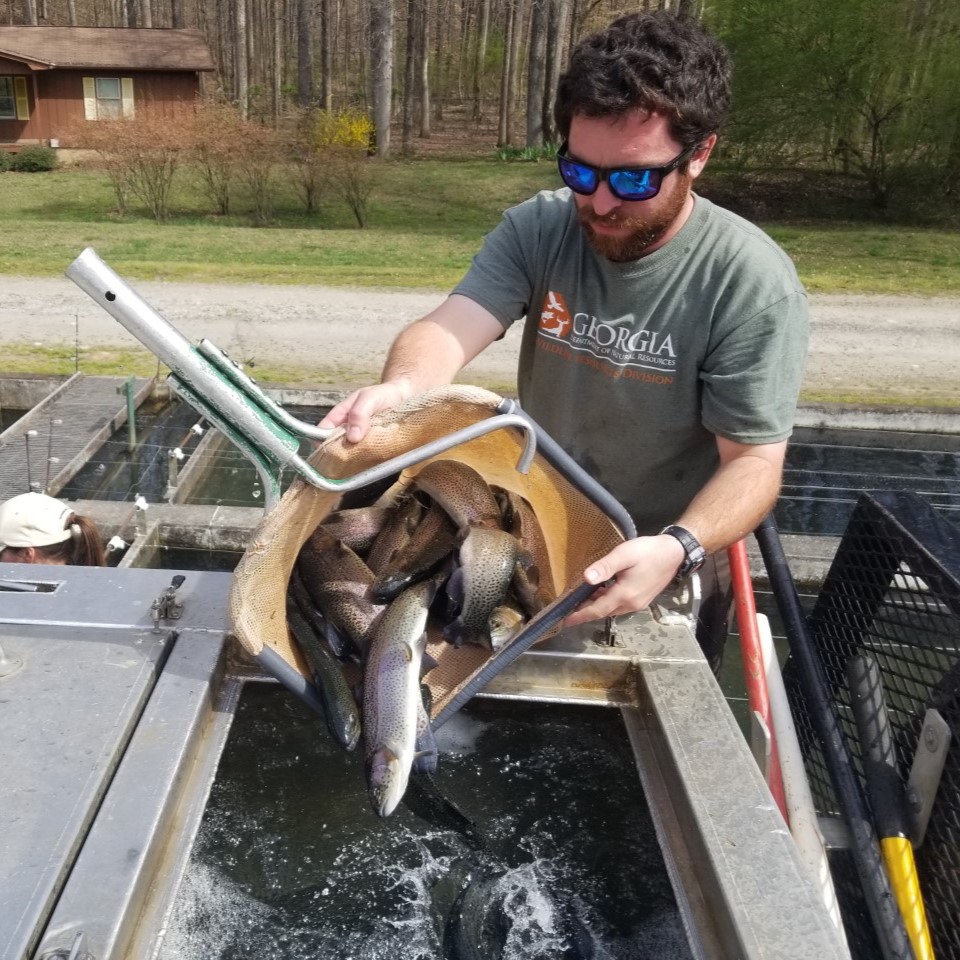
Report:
1,275,958,405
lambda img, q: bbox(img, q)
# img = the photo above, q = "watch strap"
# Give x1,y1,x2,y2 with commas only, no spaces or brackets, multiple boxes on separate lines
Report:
659,524,707,580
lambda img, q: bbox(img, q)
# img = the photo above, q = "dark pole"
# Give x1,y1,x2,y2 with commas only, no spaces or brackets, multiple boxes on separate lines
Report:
754,513,914,960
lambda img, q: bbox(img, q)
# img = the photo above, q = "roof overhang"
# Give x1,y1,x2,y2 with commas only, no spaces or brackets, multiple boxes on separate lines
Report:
0,49,53,70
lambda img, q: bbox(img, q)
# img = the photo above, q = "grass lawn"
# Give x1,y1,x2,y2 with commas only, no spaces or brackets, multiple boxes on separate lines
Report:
2,159,958,294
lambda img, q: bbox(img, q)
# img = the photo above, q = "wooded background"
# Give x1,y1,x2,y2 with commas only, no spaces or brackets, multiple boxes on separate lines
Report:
8,0,960,208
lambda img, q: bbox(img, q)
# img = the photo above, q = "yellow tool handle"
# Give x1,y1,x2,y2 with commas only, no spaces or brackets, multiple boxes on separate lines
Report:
881,835,935,960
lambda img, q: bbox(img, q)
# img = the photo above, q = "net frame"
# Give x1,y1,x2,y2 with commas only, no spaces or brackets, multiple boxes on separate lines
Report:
228,385,625,718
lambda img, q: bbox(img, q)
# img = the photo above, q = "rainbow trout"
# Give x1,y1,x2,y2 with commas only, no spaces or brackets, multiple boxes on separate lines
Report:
411,460,501,529
297,527,384,657
366,494,424,575
286,597,361,751
363,578,440,817
497,489,555,615
371,499,459,602
319,505,391,554
443,526,519,649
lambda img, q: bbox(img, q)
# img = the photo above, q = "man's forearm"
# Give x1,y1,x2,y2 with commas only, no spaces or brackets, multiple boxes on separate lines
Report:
380,294,507,395
675,449,784,554
380,318,468,395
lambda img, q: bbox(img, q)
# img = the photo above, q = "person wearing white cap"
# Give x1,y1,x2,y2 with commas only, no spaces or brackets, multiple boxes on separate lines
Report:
0,492,106,566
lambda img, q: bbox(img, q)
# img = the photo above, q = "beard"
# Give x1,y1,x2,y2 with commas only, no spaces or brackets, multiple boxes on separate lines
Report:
577,173,691,263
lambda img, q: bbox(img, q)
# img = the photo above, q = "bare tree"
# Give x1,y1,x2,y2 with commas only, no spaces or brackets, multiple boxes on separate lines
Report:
471,0,490,121
497,0,514,145
526,0,547,146
320,0,332,110
401,0,416,153
272,0,282,119
418,0,431,137
297,0,313,105
235,0,249,118
542,0,569,143
370,0,394,157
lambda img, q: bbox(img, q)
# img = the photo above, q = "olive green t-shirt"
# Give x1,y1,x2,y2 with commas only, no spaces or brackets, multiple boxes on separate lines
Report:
453,190,809,534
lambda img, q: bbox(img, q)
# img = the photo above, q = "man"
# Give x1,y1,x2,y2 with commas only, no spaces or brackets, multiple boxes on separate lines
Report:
320,11,808,670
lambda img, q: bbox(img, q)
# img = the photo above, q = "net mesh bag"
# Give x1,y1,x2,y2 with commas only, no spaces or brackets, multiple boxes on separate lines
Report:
228,385,625,718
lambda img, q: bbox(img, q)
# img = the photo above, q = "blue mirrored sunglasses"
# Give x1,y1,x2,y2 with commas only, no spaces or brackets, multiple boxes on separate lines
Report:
556,141,699,202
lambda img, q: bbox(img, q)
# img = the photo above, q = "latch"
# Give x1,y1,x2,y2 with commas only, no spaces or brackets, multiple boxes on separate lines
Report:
151,574,186,632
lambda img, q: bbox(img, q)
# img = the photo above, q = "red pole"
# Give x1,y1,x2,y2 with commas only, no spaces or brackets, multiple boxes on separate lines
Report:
728,538,788,820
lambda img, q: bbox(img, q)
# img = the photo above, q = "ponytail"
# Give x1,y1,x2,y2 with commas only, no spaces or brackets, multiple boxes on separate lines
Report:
35,513,107,567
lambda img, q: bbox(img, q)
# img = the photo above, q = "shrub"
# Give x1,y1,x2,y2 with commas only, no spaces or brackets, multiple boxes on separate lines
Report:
12,145,58,172
187,101,246,216
72,111,188,221
0,150,14,172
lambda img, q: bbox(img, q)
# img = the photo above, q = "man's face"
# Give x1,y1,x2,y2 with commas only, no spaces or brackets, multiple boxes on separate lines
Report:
566,111,712,262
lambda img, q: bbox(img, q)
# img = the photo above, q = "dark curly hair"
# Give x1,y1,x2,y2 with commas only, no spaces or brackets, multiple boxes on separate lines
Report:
554,11,732,151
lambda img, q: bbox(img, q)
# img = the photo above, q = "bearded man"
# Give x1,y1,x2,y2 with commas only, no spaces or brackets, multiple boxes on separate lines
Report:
321,11,809,672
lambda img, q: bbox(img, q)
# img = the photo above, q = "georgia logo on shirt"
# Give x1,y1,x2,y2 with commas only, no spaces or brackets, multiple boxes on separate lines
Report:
536,290,677,383
538,290,573,338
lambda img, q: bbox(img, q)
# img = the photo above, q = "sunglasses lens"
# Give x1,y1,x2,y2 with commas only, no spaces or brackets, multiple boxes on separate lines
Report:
608,168,660,201
558,156,599,195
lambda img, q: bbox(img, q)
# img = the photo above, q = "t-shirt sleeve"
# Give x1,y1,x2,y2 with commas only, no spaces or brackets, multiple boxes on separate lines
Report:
700,289,810,444
452,203,539,331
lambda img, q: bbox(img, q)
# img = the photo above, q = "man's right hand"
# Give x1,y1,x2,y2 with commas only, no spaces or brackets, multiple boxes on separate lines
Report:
318,380,413,444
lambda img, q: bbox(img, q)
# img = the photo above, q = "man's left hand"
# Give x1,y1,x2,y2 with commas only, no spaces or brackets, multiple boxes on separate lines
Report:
563,534,686,627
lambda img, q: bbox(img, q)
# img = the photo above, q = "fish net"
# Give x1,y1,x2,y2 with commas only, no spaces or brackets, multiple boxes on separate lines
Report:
228,385,625,719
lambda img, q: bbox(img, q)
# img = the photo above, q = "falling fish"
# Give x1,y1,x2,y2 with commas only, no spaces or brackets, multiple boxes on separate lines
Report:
285,597,361,751
363,577,440,817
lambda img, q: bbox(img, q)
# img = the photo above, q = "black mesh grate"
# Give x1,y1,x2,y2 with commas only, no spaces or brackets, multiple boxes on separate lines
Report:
783,490,960,959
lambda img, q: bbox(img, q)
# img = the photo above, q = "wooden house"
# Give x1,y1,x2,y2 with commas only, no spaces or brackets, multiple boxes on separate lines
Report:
0,26,215,149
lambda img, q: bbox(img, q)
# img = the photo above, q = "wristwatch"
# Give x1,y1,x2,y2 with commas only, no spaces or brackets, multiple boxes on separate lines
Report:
659,524,707,581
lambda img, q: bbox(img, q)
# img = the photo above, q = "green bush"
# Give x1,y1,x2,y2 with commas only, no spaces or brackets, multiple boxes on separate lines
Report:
12,145,58,172
0,150,14,172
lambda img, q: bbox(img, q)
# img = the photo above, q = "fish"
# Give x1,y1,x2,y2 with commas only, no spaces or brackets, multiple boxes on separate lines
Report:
413,688,439,775
445,867,597,960
365,493,424,574
411,459,501,530
444,867,512,960
443,526,520,649
371,499,460,602
288,566,352,660
363,578,440,817
401,772,485,849
319,505,391,554
285,597,361,751
488,601,527,650
496,489,555,614
297,526,384,658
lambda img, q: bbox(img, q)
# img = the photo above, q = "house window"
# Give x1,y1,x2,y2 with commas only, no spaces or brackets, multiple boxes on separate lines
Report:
94,78,122,118
82,76,135,120
0,78,14,119
0,76,30,120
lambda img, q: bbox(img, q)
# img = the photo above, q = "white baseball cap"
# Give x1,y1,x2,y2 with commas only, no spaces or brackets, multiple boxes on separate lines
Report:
0,493,74,552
